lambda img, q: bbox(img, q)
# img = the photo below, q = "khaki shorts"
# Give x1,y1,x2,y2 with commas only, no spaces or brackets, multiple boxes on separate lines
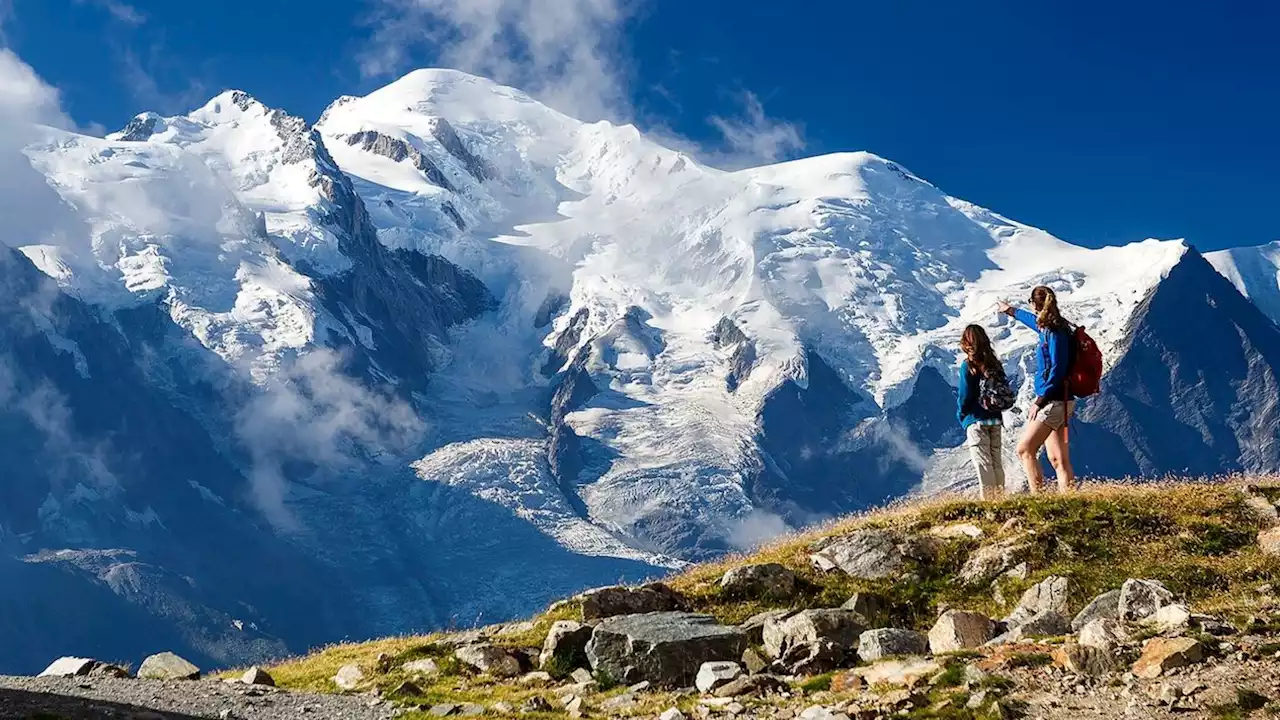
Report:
1037,400,1075,430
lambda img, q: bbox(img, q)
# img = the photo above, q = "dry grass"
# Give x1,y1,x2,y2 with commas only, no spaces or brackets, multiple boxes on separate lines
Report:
256,478,1280,715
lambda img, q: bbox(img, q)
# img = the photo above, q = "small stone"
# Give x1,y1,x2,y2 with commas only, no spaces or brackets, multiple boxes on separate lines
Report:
741,647,768,674
660,709,687,720
389,680,423,697
601,692,638,711
1131,637,1204,679
1259,527,1280,555
930,523,984,539
696,661,743,693
778,640,846,675
492,702,514,714
1054,643,1116,676
928,610,996,653
1146,603,1191,634
240,666,275,687
1005,575,1073,627
719,563,799,600
988,609,1070,644
428,703,459,716
375,652,393,673
959,536,1032,585
1078,617,1131,654
857,628,928,661
521,697,553,713
628,680,651,692
402,658,440,676
566,695,585,718
841,592,889,625
137,652,201,681
570,667,594,683
713,674,788,698
333,663,364,690
1119,579,1175,622
519,670,553,685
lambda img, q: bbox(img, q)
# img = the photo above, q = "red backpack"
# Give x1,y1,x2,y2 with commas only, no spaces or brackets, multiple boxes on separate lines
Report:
1068,326,1103,398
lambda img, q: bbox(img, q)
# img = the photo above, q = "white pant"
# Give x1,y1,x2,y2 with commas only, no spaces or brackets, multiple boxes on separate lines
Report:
965,424,1005,500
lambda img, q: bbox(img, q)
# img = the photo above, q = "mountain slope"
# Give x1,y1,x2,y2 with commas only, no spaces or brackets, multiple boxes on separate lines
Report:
4,68,1280,671
1208,240,1280,328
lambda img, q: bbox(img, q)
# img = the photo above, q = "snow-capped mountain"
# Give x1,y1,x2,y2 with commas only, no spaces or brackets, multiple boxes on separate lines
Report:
3,68,1279,672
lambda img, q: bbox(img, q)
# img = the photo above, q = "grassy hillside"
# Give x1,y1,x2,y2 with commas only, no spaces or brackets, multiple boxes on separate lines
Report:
255,480,1280,718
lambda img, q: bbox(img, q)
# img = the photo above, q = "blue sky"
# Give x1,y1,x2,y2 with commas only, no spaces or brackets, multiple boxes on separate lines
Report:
3,0,1277,251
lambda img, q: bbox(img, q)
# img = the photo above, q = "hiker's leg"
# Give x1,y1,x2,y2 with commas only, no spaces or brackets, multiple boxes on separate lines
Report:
1017,421,1053,493
966,425,998,500
991,426,1006,498
1045,402,1076,492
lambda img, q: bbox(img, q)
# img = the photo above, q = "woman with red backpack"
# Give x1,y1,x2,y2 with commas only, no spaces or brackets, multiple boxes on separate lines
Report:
957,324,1015,499
999,286,1077,493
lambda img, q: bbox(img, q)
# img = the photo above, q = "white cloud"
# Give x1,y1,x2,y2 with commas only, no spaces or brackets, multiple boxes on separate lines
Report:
707,91,806,170
361,0,630,122
76,0,146,26
358,0,806,169
236,349,427,528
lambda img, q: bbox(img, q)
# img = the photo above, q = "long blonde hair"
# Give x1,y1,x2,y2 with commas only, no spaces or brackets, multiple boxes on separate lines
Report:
1030,286,1068,331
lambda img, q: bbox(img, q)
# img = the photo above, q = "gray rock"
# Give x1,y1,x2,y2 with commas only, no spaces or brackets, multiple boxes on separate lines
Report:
138,652,200,681
1119,579,1175,621
857,628,928,661
659,710,687,720
601,693,638,711
240,666,275,687
719,563,798,600
741,648,768,674
569,667,593,684
428,703,459,716
740,609,792,645
1146,603,1192,634
841,592,889,625
1072,589,1121,631
1078,617,1132,653
713,673,789,698
333,663,364,690
540,620,593,673
959,537,1032,585
778,640,846,675
455,644,522,678
987,610,1070,644
585,611,748,687
695,661,742,693
810,529,913,579
402,658,441,676
1005,575,1073,627
38,657,98,678
928,611,996,653
762,609,864,659
578,582,685,620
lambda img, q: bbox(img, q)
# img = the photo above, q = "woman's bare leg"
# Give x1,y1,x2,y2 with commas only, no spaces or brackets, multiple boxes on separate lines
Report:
1016,421,1054,493
1045,426,1076,492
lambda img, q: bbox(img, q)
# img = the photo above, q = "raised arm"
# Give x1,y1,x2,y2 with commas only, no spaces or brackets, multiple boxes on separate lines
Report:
1011,308,1039,331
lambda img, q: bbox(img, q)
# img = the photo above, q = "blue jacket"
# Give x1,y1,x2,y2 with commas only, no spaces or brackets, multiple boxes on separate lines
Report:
957,360,1003,429
1013,308,1071,405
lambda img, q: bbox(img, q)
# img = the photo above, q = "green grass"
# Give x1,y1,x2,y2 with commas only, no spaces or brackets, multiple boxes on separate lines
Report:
799,672,834,692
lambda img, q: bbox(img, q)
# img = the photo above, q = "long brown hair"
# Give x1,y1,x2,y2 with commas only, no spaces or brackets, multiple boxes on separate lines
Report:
1030,286,1068,331
961,324,1001,376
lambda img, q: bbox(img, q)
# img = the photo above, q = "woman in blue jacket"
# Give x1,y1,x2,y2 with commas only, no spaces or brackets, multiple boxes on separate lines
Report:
957,324,1006,499
999,285,1075,493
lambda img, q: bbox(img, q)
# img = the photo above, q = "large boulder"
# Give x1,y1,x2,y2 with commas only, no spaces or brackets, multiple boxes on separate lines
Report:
1131,637,1204,679
1071,589,1120,631
761,609,865,659
578,583,685,620
585,612,748,687
928,611,996,653
540,620,593,674
857,629,928,662
1053,643,1116,676
1005,576,1073,627
333,664,364,690
241,667,276,687
959,536,1032,585
1146,604,1192,635
719,563,798,600
740,609,792,645
137,652,200,681
456,644,523,678
1119,579,1175,621
810,530,933,580
777,640,846,675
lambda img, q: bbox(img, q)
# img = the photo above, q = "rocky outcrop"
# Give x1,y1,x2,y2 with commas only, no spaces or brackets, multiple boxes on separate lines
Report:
810,529,933,580
345,130,456,191
1119,579,1175,621
578,583,685,620
585,612,748,687
761,609,865,660
427,117,493,181
540,620,593,673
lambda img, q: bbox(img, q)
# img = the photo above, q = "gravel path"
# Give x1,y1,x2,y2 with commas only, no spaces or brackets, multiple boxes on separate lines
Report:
0,676,399,720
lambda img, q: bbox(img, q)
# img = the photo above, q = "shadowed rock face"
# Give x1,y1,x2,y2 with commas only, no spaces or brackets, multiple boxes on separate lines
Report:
1073,249,1280,477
